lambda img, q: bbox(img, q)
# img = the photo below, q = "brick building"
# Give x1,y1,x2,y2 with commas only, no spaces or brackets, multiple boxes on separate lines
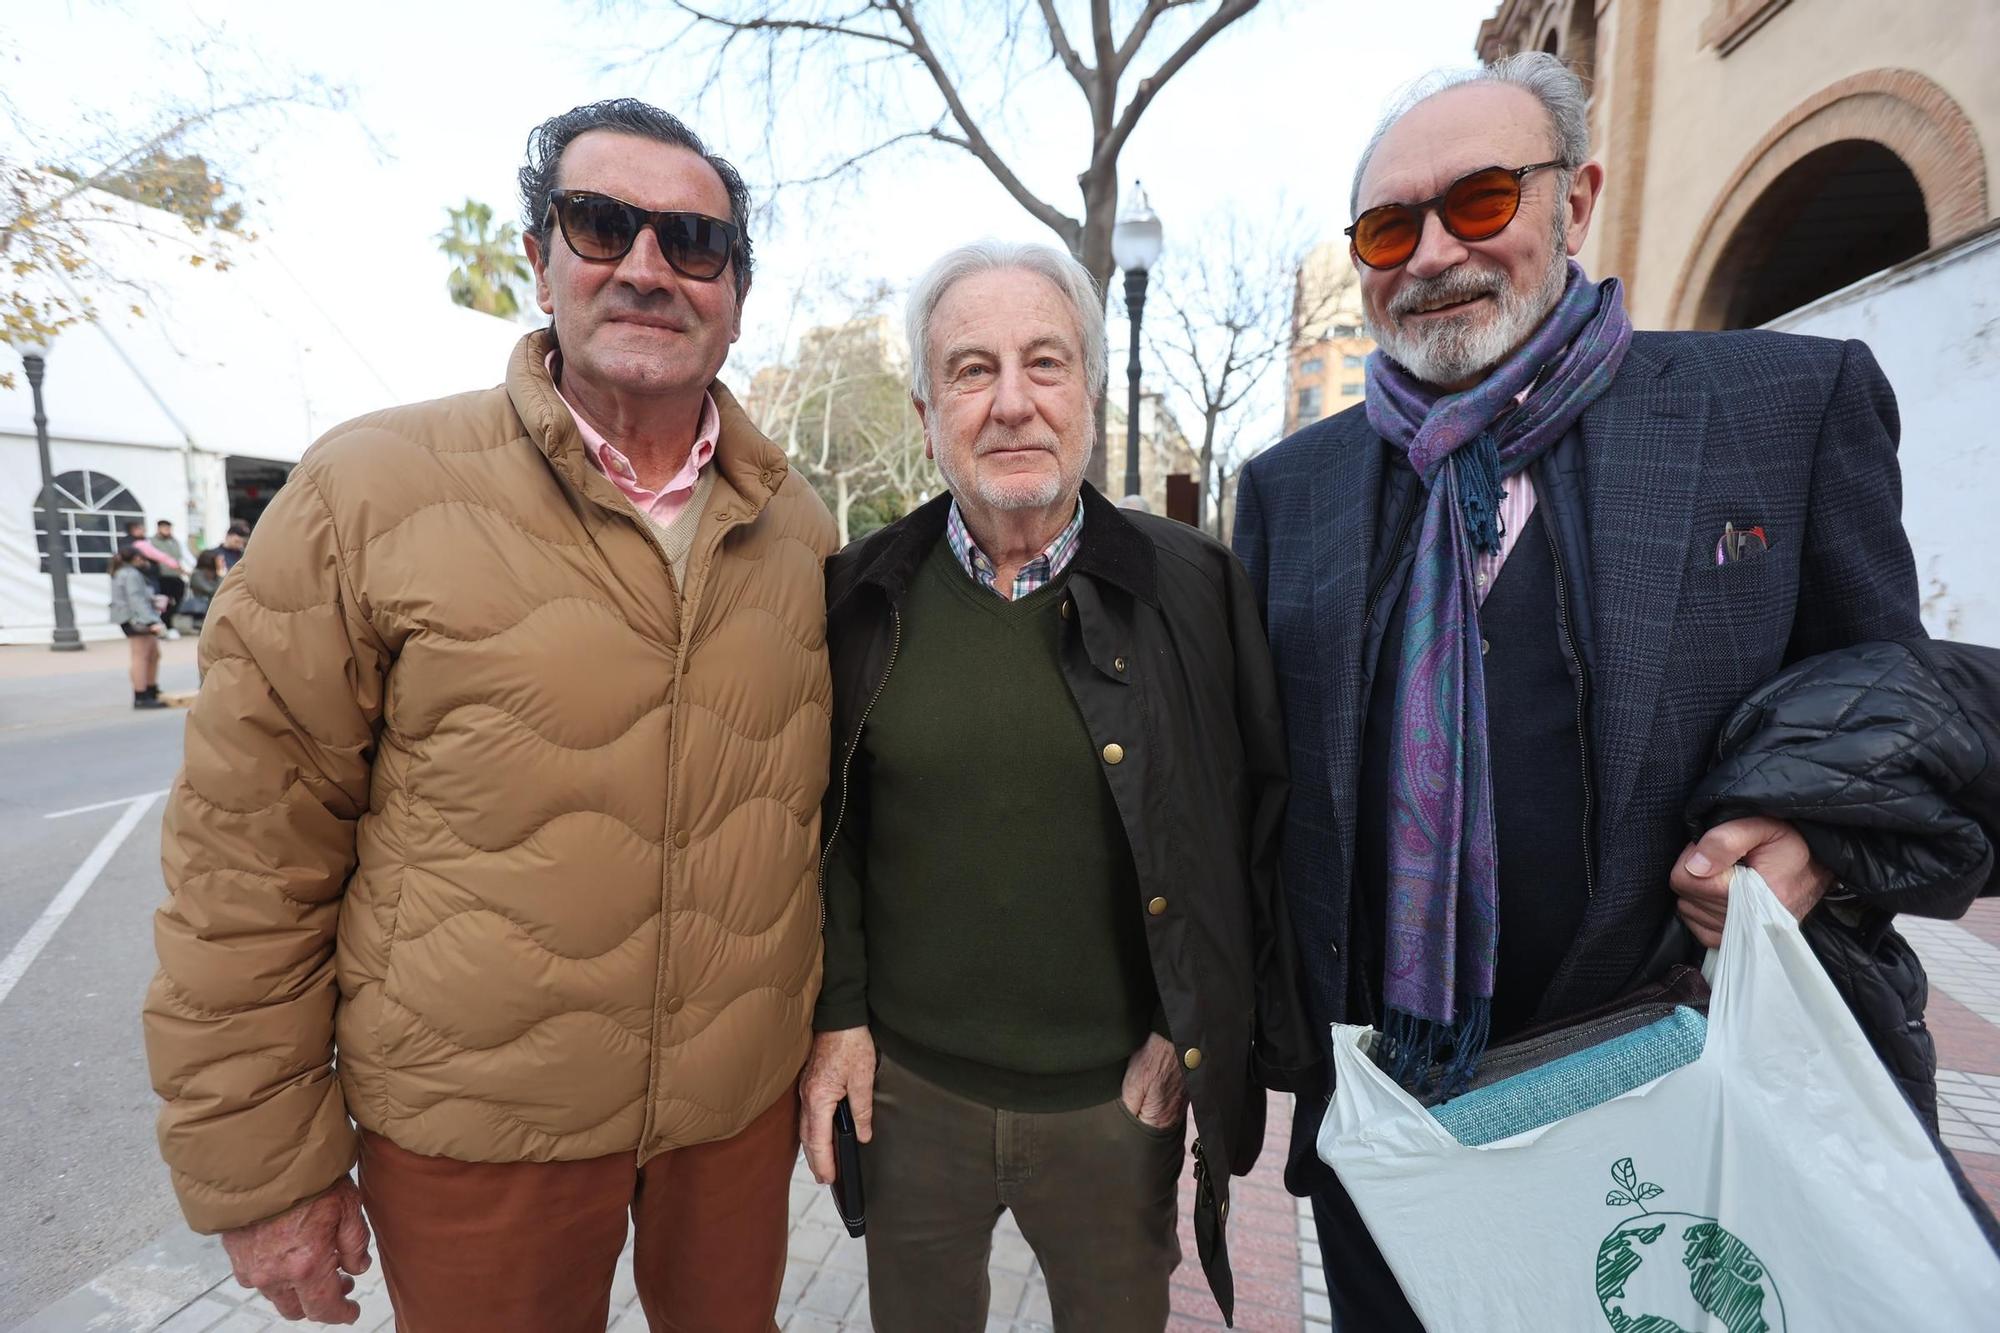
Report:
1474,0,1998,329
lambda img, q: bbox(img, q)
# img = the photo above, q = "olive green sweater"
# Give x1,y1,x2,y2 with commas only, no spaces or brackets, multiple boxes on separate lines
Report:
820,539,1158,1111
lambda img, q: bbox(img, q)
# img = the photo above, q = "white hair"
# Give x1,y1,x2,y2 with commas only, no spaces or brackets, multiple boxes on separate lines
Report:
1350,52,1591,215
905,239,1107,408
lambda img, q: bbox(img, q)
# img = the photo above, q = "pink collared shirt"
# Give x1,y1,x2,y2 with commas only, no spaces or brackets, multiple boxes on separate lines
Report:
1472,380,1545,604
1475,472,1537,606
547,353,719,528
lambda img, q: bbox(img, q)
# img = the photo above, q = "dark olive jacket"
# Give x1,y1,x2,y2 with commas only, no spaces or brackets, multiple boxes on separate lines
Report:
818,484,1320,1322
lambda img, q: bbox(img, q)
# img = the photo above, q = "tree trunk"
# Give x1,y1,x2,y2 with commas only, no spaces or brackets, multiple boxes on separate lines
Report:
1080,169,1119,492
835,473,853,547
1197,407,1221,534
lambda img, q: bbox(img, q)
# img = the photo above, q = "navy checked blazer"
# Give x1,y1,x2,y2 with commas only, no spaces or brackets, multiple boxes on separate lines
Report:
1233,330,1925,1053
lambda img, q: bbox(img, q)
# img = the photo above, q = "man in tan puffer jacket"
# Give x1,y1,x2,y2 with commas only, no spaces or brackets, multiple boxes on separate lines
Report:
143,100,836,1332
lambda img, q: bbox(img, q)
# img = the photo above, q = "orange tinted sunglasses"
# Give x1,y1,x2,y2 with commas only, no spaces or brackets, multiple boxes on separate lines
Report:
1345,161,1564,270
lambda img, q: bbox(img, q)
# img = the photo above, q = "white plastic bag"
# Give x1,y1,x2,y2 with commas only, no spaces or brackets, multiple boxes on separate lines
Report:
1319,866,2000,1331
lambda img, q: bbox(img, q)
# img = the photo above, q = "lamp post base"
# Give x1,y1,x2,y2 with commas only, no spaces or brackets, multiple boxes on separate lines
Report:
50,627,85,652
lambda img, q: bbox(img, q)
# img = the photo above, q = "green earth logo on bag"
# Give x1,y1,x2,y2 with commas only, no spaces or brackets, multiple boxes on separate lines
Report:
1594,1157,1787,1333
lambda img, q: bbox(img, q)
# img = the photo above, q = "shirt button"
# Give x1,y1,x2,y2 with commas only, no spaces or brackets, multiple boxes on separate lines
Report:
713,511,730,522
665,996,684,1014
1481,638,1491,655
1148,896,1168,916
1183,1047,1203,1071
673,830,690,849
1102,743,1125,765
1114,657,1127,673
1059,599,1072,619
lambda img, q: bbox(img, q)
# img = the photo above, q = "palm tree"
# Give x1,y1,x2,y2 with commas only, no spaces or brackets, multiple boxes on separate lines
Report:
437,199,532,319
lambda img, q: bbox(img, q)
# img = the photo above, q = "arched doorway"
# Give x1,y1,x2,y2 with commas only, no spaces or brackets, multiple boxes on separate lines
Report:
1669,70,1988,329
1702,141,1929,328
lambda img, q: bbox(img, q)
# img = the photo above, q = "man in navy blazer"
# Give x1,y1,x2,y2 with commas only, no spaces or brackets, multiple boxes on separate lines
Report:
1234,53,1922,1327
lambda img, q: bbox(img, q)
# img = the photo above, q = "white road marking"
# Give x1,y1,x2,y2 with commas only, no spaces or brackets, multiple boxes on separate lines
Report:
0,790,163,1005
43,790,170,820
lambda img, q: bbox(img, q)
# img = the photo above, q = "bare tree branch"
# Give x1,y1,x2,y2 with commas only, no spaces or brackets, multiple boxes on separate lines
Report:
882,1,1081,246
1095,0,1259,176
1034,0,1094,89
668,0,918,52
1112,0,1202,77
777,123,947,188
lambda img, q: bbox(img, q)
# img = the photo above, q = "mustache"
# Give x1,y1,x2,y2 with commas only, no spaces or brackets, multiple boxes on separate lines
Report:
1388,264,1507,319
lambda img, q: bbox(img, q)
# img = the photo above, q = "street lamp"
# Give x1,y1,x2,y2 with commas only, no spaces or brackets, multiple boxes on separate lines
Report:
1111,181,1164,500
17,337,84,652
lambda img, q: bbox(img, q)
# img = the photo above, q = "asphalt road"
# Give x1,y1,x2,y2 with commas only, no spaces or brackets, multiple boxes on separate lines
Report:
0,643,200,1328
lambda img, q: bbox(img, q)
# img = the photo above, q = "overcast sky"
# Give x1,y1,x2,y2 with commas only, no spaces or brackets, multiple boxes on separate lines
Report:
6,0,1496,422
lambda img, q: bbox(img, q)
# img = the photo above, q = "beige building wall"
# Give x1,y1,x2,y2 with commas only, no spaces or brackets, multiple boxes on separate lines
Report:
1284,242,1375,436
1479,0,1999,329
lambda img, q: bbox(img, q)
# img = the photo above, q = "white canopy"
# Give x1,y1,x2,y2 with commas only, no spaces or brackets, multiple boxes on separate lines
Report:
0,187,529,642
1,187,528,458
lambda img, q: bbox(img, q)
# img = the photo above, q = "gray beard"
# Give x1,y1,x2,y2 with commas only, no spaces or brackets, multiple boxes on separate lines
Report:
932,432,1085,512
1368,238,1570,388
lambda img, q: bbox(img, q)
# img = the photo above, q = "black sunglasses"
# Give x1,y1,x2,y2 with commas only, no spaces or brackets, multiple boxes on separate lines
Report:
546,189,742,282
1345,160,1565,270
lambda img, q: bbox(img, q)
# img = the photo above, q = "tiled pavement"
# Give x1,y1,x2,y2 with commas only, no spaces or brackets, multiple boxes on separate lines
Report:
14,1098,1309,1333
20,902,2000,1332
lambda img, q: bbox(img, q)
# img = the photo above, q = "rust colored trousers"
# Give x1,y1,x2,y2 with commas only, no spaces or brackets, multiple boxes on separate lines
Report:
357,1091,799,1333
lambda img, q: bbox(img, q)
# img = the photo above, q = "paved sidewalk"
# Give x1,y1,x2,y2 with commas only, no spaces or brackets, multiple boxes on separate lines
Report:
0,637,198,682
14,1097,1310,1333
21,903,2000,1333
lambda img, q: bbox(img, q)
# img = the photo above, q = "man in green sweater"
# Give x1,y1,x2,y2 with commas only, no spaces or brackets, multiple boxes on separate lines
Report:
802,241,1318,1332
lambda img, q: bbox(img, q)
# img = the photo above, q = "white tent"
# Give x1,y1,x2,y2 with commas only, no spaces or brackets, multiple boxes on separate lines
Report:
0,189,526,643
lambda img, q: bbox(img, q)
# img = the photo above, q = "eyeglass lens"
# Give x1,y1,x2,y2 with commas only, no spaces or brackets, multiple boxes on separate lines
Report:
1351,167,1525,269
558,194,733,280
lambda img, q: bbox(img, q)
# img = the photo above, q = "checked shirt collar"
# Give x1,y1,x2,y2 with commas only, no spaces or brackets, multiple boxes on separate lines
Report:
945,497,1084,601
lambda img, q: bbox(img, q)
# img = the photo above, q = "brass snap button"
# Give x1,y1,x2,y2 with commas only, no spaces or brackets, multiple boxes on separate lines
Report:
1147,897,1168,916
1182,1047,1202,1071
1102,743,1125,765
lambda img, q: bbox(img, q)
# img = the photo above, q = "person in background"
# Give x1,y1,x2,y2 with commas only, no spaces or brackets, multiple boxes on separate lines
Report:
196,522,250,578
152,519,189,625
110,543,168,710
184,548,226,628
152,518,188,569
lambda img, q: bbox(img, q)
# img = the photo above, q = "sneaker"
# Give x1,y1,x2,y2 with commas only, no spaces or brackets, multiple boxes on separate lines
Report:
163,628,181,641
134,693,168,710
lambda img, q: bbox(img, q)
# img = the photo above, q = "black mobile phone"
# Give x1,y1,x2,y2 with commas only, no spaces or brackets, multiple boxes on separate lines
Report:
830,1097,866,1237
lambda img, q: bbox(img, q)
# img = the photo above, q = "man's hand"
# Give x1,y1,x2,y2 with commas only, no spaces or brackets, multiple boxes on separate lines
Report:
1669,816,1833,948
1120,1033,1187,1130
799,1026,876,1185
219,1177,372,1324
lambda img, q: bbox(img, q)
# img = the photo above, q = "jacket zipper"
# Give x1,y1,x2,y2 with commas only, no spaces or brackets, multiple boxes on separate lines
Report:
817,606,901,929
1542,515,1597,901
1361,495,1422,631
630,498,734,1150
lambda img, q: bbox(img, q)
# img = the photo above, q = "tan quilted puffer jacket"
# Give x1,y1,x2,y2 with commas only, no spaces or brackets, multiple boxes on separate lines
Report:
145,331,837,1233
